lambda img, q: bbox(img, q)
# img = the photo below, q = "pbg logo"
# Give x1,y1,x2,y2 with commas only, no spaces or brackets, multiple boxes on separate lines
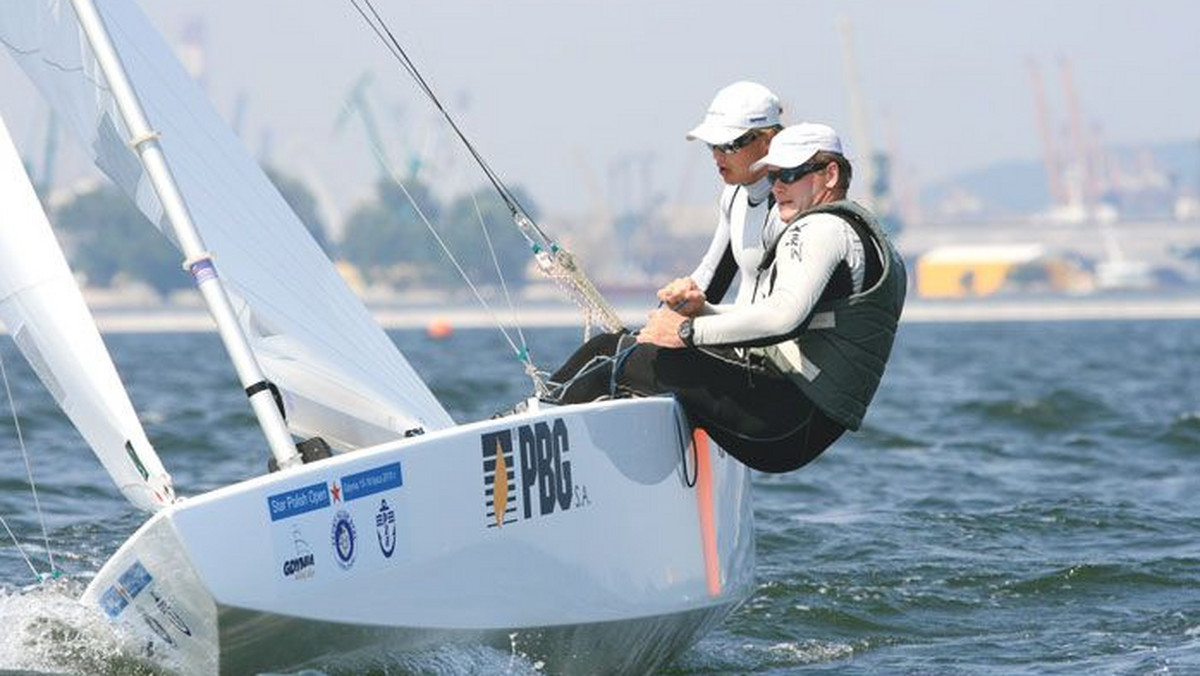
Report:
481,418,585,527
517,419,572,519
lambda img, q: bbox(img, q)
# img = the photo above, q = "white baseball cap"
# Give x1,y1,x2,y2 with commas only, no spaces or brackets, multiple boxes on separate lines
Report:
686,81,782,145
752,123,844,169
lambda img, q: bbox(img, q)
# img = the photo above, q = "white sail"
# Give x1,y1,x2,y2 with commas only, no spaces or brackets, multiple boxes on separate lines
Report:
0,0,453,451
0,116,173,512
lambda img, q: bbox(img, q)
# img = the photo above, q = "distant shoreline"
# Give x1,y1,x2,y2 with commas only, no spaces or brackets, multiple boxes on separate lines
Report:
62,295,1200,333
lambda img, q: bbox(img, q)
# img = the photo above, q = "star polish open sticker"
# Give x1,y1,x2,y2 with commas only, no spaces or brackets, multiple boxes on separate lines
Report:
329,482,342,503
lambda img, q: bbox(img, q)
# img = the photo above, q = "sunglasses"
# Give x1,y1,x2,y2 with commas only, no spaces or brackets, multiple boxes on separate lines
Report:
767,160,829,185
707,130,760,155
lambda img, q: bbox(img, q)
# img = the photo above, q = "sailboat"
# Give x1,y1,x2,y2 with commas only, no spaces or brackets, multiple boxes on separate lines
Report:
0,1,754,674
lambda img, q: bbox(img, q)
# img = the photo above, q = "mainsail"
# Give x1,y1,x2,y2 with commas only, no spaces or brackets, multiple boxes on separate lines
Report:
0,0,454,449
0,116,173,512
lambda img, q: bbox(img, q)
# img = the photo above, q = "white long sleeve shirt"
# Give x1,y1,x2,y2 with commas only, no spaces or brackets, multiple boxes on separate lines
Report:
692,211,868,346
688,177,773,306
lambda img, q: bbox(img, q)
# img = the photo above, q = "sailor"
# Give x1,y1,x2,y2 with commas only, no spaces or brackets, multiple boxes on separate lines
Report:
549,123,906,473
658,81,784,314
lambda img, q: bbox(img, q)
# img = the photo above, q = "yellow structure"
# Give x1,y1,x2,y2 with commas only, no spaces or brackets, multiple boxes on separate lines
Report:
916,244,1045,298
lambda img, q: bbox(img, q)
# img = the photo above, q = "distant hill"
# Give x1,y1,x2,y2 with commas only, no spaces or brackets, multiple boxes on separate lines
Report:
920,138,1200,222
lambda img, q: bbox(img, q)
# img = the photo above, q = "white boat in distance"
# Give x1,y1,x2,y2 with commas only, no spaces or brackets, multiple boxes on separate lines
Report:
0,1,754,674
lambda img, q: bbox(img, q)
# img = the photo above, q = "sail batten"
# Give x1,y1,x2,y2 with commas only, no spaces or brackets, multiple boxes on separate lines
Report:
0,0,454,446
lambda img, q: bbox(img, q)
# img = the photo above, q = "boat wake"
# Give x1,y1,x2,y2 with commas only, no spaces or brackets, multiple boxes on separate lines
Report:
0,579,164,676
257,642,547,676
0,580,550,676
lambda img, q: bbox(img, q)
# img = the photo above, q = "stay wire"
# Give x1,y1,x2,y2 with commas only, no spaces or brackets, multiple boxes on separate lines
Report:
0,515,41,583
470,191,549,395
346,0,553,247
471,192,532,357
358,133,547,389
0,350,56,577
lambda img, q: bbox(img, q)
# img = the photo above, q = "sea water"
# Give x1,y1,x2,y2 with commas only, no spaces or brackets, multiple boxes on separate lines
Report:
1,321,1198,675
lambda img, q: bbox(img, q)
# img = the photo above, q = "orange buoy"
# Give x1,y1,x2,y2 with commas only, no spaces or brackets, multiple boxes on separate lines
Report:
426,317,454,339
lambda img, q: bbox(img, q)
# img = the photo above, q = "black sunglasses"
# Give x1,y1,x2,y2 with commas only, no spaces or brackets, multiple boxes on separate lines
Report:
767,160,829,185
707,130,760,155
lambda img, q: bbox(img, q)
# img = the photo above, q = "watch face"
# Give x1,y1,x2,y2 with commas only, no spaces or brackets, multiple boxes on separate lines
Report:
679,319,693,342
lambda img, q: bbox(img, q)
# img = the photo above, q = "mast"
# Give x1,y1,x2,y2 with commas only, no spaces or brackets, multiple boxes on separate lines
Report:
69,0,301,470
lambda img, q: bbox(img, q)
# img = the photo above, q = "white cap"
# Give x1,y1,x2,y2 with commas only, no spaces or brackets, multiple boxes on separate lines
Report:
752,123,844,169
686,81,782,145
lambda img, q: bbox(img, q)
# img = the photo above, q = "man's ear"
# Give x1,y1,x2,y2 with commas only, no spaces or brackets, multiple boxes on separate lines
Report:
823,162,840,190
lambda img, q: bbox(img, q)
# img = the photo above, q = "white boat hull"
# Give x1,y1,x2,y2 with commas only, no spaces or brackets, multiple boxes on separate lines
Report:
82,398,755,674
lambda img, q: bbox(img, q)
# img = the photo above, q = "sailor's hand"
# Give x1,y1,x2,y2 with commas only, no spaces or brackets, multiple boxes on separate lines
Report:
637,308,686,348
656,278,706,316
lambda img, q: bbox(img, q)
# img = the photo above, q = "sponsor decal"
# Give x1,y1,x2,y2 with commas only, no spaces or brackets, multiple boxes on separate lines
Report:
481,431,518,528
330,509,358,570
267,482,331,522
481,418,586,528
188,258,218,284
99,560,154,619
139,610,177,648
125,441,150,481
282,527,316,581
100,585,129,618
785,228,803,262
376,499,397,558
270,462,404,584
150,590,192,637
342,462,403,502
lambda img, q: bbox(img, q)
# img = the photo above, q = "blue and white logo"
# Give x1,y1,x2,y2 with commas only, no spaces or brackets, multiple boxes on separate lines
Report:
376,499,397,558
282,527,316,581
330,510,357,570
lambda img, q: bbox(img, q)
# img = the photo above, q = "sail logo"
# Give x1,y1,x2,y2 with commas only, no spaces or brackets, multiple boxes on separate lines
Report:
330,509,358,570
481,418,580,528
376,499,397,558
282,527,316,581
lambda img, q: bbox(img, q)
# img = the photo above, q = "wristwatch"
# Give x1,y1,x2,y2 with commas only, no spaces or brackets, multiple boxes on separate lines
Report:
677,317,695,347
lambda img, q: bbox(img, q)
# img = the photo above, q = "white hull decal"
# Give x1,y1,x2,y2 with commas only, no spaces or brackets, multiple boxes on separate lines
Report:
480,417,588,530
98,559,154,618
268,461,406,588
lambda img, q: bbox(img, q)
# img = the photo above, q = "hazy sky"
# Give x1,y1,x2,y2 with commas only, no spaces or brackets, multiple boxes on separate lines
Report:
1,0,1197,224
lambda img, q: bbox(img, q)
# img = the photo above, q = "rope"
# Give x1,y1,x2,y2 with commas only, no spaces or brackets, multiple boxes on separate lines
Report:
674,404,698,488
542,334,640,403
0,350,56,577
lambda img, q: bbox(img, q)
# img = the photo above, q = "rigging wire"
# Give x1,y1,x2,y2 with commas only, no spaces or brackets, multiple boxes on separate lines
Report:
0,350,56,578
472,192,530,353
470,193,550,396
354,128,548,391
0,515,41,583
346,0,542,240
345,0,626,335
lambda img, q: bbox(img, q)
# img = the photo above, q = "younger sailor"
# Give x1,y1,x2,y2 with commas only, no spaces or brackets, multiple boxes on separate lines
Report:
658,81,784,313
549,124,906,472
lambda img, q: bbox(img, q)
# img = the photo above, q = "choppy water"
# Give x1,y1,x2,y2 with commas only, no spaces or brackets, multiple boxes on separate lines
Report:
1,320,1199,675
